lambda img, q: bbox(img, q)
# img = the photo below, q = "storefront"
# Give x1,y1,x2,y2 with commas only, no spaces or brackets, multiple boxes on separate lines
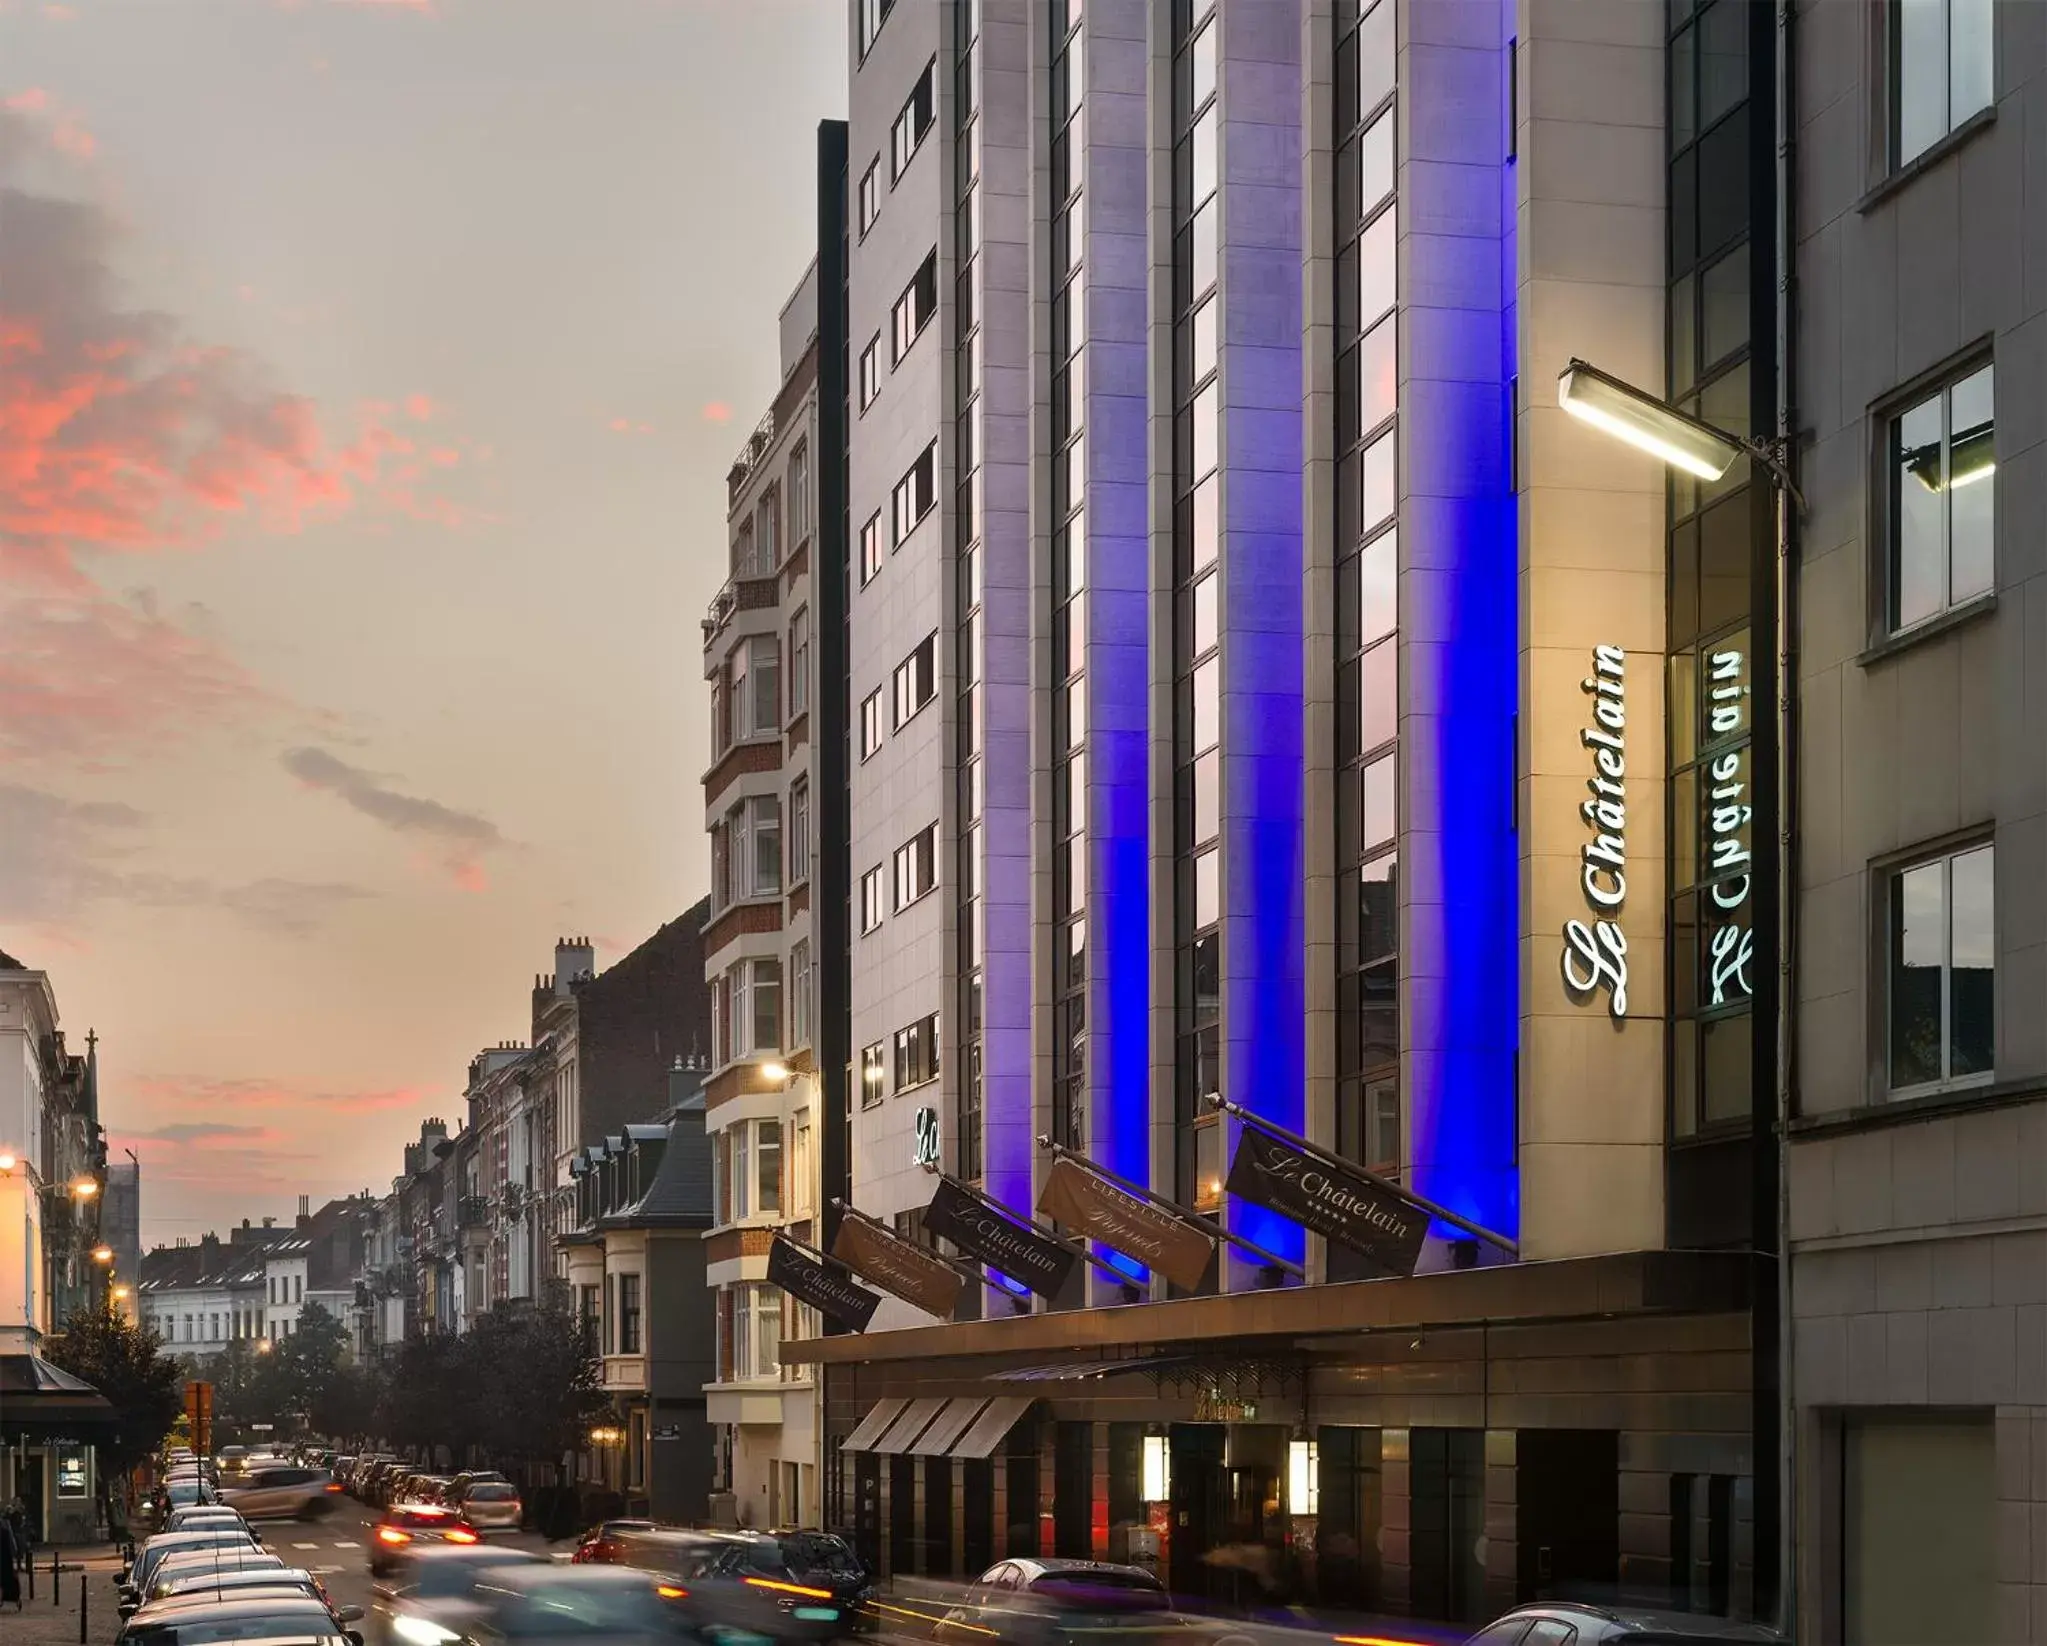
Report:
0,1351,114,1543
795,1252,1763,1630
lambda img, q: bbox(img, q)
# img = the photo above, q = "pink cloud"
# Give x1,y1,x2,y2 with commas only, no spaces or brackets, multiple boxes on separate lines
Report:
44,5,79,20
700,401,732,424
403,392,434,421
6,88,50,112
607,417,656,436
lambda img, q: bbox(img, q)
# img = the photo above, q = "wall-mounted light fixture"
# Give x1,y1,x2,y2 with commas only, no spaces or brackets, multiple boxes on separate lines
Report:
1141,1433,1170,1503
1287,1437,1319,1515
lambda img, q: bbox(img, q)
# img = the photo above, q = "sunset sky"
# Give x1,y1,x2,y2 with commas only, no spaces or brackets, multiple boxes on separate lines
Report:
0,0,845,1244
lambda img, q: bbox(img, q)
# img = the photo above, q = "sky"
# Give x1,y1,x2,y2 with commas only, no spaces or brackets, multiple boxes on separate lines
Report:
0,0,846,1246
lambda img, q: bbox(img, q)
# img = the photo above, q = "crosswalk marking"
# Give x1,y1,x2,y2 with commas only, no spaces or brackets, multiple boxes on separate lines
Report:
333,1541,357,1549
293,1542,321,1549
310,1566,343,1576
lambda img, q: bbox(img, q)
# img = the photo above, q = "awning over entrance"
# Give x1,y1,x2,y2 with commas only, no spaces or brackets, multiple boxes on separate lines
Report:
839,1396,908,1453
871,1395,949,1455
909,1397,987,1456
0,1352,117,1437
990,1355,1190,1382
949,1394,1033,1460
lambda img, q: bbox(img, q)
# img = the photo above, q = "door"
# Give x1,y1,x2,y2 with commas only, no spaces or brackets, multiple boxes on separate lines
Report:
1167,1425,1228,1601
1844,1416,1993,1645
1515,1431,1619,1604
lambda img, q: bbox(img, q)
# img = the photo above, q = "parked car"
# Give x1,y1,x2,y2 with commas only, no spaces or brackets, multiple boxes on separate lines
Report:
117,1590,365,1646
163,1506,261,1538
371,1505,483,1577
144,1550,289,1607
1464,1607,1785,1646
570,1521,657,1564
461,1563,698,1646
934,1559,1188,1646
615,1527,868,1644
223,1463,346,1521
456,1481,522,1532
366,1542,545,1646
120,1529,266,1612
148,1565,337,1609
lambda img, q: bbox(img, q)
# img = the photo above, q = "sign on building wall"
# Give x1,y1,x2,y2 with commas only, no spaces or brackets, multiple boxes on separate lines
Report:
830,1215,963,1319
1561,644,1631,1020
1703,642,1754,1010
1223,1126,1429,1277
1036,1156,1215,1291
764,1236,881,1332
921,1178,1076,1299
911,1106,940,1166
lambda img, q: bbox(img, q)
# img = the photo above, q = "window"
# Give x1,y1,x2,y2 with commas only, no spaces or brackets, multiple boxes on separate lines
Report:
755,488,779,572
1887,841,1994,1095
728,635,780,741
732,1123,754,1220
858,0,893,58
1889,361,1994,631
859,336,880,410
860,865,887,933
892,635,937,727
860,688,884,758
788,607,810,716
860,511,882,583
891,443,937,545
788,442,809,544
730,794,782,899
893,1013,939,1090
789,940,812,1048
617,1273,642,1354
1892,0,1993,167
733,956,781,1057
756,1118,781,1214
859,158,881,235
730,1282,781,1381
790,1110,813,1213
891,58,936,179
893,823,938,909
892,251,939,364
788,779,810,885
859,1040,887,1108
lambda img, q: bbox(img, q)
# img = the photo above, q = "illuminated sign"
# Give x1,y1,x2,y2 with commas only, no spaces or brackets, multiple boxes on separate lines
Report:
912,1106,940,1166
1705,644,1754,1008
1562,644,1630,1019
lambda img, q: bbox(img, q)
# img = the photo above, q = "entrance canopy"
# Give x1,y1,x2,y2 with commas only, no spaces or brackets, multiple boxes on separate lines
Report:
839,1393,1034,1460
0,1352,117,1438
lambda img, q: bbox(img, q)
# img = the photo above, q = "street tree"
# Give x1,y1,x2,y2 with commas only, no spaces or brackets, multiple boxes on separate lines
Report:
467,1282,608,1471
44,1308,185,1503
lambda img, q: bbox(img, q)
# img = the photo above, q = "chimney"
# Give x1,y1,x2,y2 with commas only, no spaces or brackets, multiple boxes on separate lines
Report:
298,1194,311,1219
667,1055,703,1111
554,936,594,997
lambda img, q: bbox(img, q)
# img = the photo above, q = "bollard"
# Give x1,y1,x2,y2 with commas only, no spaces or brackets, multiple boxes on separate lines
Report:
78,1562,88,1645
25,1542,34,1601
52,1544,60,1607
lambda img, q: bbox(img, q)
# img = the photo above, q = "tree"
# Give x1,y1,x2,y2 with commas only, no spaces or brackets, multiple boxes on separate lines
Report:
467,1282,609,1471
380,1331,473,1461
44,1308,185,1482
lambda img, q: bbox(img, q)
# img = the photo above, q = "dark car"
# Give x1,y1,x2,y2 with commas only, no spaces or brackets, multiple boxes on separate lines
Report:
462,1564,697,1646
117,1592,365,1646
616,1528,869,1643
370,1505,481,1576
367,1542,546,1646
1465,1607,1785,1646
570,1521,657,1564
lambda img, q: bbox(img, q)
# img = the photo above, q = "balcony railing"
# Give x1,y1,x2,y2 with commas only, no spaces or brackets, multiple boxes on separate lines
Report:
458,1195,491,1229
701,572,782,648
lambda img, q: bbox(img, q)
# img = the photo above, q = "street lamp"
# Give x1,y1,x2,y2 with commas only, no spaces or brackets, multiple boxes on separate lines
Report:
756,1061,791,1084
70,1177,99,1199
92,1245,115,1264
112,1286,130,1302
1556,358,1803,505
0,1153,16,1173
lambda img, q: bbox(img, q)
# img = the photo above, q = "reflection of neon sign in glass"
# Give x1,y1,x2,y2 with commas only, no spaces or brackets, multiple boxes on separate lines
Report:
1705,646,1754,1008
1562,645,1629,1020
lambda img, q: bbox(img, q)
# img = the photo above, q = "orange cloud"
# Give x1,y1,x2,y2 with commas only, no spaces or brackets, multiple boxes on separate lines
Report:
403,392,434,421
700,401,732,423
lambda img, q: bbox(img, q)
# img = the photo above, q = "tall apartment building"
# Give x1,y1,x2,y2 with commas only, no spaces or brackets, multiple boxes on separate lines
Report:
738,0,1786,1630
1784,2,2047,1641
699,265,828,1530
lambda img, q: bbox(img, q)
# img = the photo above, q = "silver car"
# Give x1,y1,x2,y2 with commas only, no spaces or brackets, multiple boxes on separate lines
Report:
369,1543,545,1646
455,1482,521,1533
463,1564,693,1646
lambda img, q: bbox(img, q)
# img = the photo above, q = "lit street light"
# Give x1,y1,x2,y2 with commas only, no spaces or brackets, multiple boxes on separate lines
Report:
756,1061,792,1083
70,1177,99,1199
92,1245,115,1264
1556,357,1802,505
0,1153,16,1172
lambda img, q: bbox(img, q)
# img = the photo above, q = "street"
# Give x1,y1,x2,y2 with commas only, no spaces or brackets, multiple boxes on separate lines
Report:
286,1502,561,1630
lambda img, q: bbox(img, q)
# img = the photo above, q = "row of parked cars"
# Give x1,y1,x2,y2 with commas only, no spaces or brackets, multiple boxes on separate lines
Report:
335,1454,523,1529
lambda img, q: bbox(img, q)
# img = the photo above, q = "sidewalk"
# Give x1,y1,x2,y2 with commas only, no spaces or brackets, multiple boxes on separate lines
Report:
4,1549,126,1646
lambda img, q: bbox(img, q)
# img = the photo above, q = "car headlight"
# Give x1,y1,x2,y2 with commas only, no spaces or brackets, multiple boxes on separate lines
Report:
392,1616,461,1646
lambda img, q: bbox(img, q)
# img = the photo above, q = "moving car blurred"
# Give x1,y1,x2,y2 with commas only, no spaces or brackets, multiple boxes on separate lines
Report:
223,1463,346,1521
370,1505,482,1576
117,1590,366,1646
614,1527,869,1643
569,1520,657,1564
461,1564,697,1646
366,1542,546,1646
1463,1606,1785,1645
454,1481,522,1532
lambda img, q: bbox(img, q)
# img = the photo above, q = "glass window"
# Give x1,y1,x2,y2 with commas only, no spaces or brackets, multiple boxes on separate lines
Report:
892,634,937,726
1357,315,1397,437
1894,0,1994,166
859,159,880,234
893,1014,940,1089
1359,637,1396,754
1192,570,1218,656
1191,656,1219,754
1360,753,1396,851
859,1041,886,1108
891,58,936,179
860,865,886,933
859,336,880,410
893,822,939,908
1360,529,1397,644
1358,204,1397,330
1358,110,1393,218
1193,847,1219,929
617,1274,642,1354
860,687,883,758
1890,362,1994,630
1888,843,1995,1094
891,250,939,363
892,443,938,545
788,607,810,716
860,512,882,583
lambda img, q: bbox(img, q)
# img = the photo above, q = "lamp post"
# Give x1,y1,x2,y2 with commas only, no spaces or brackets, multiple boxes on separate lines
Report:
1557,355,1802,1634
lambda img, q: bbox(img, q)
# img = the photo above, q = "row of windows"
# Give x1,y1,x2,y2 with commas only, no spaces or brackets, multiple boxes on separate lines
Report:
859,822,939,934
858,1012,941,1108
858,632,937,759
149,1308,299,1345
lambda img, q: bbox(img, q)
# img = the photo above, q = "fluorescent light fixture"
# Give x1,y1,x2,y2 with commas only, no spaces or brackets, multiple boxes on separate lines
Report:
1141,1433,1170,1502
1557,358,1743,482
1288,1437,1319,1514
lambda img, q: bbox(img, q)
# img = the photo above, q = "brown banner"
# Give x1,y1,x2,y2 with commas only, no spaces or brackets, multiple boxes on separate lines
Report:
1225,1125,1429,1277
1036,1156,1215,1291
830,1216,963,1320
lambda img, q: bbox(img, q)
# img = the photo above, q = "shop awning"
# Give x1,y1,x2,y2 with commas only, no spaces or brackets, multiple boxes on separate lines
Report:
949,1394,1033,1460
871,1395,949,1455
989,1355,1191,1382
838,1397,908,1453
0,1352,117,1437
908,1397,988,1457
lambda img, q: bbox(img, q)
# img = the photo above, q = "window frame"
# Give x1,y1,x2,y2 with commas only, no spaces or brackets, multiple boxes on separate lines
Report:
1877,351,1996,638
860,688,884,759
892,1012,940,1092
860,511,883,584
788,778,810,887
891,250,940,366
1888,0,1995,171
892,822,939,910
858,158,882,236
890,57,938,182
1881,837,1996,1101
891,443,937,547
859,335,881,411
859,1040,887,1109
860,865,886,934
892,634,937,728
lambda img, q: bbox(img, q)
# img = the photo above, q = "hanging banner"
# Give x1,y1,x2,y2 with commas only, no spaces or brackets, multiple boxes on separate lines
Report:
1224,1125,1429,1277
921,1177,1076,1300
1036,1156,1215,1291
831,1216,963,1320
767,1236,883,1332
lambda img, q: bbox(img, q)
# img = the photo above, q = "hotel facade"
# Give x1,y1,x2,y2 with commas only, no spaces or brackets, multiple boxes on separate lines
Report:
705,0,2047,1635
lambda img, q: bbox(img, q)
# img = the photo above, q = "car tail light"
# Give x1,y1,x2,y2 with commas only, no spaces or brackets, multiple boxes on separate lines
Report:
656,1585,690,1600
326,1483,344,1493
745,1578,834,1600
376,1527,411,1545
444,1528,478,1545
